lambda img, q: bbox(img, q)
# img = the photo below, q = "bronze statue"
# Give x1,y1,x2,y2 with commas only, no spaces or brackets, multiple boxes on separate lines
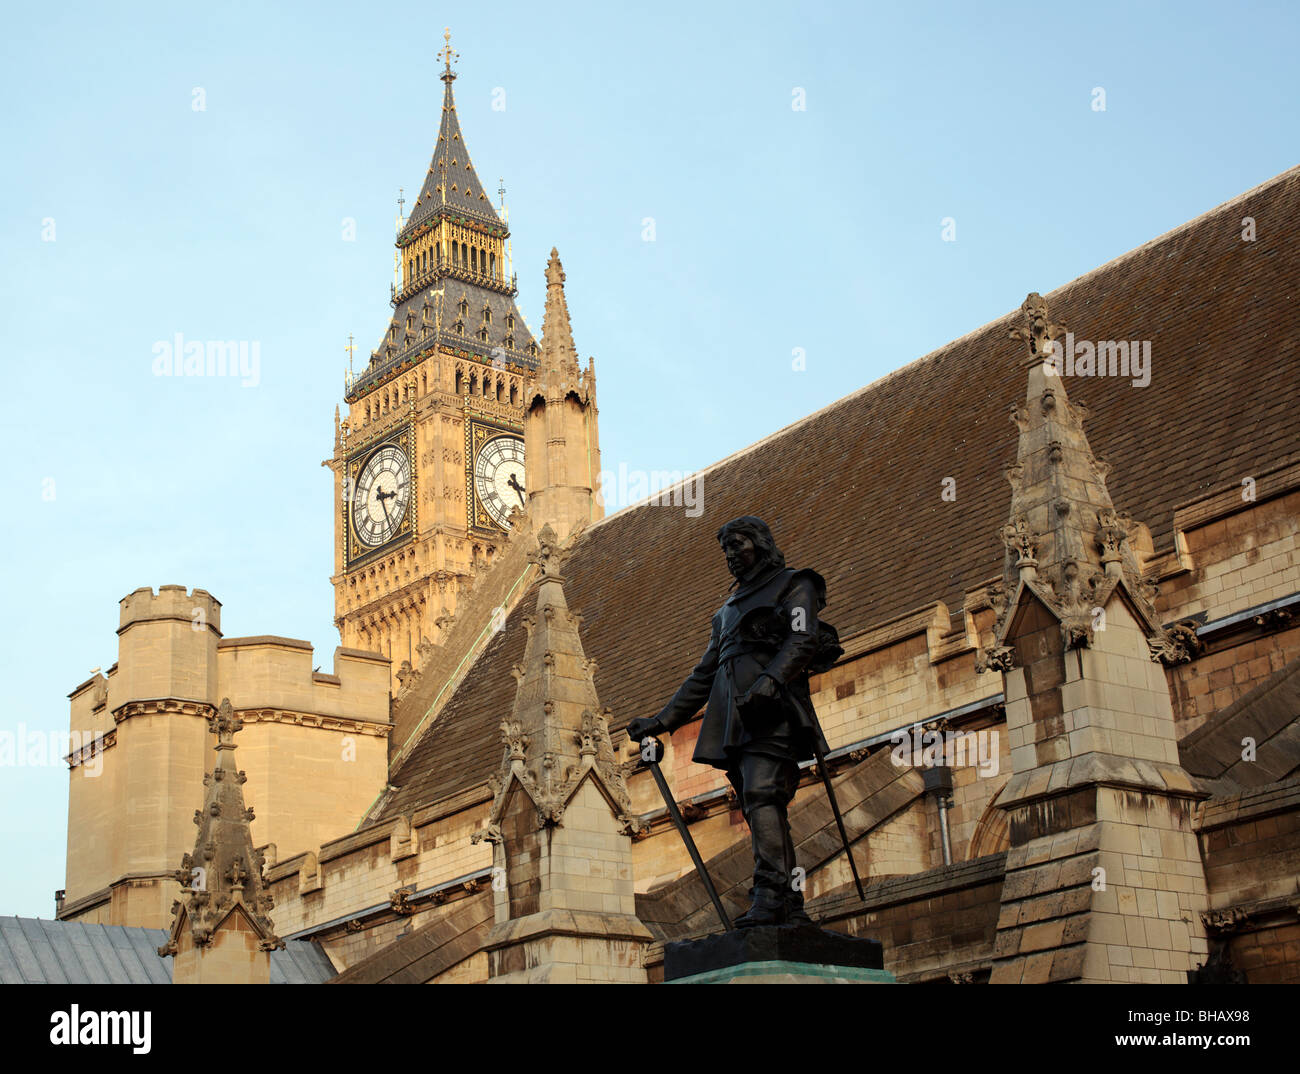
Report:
627,516,843,927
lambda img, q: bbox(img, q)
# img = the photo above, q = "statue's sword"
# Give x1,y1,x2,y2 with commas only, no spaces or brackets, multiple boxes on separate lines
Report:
779,684,868,904
638,736,734,932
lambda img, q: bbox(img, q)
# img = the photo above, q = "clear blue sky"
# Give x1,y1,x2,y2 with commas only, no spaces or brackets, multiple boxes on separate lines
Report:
2,0,1296,917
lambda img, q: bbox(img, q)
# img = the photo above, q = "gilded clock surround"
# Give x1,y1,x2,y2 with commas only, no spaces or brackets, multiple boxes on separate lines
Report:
345,427,416,569
466,416,525,532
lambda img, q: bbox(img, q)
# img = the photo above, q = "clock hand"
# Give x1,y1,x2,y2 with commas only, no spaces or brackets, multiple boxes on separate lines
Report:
507,472,525,506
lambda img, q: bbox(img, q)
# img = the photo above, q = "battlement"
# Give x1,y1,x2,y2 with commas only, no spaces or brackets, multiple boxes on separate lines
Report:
217,638,390,724
119,585,222,635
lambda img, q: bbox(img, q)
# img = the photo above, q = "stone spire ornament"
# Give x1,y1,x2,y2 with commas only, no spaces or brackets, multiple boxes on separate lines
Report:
476,523,634,830
472,524,649,982
977,292,1195,668
980,292,1210,983
158,698,283,983
523,251,603,539
540,249,581,375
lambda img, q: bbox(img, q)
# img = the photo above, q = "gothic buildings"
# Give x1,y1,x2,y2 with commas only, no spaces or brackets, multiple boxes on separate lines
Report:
49,40,1300,984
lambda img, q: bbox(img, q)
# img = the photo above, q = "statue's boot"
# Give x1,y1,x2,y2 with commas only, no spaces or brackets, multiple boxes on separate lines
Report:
736,804,790,928
782,833,813,926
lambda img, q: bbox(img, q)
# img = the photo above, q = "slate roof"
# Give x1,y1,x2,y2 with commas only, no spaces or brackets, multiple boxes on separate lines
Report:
1181,653,1300,793
348,66,538,402
0,917,335,984
401,70,502,235
379,165,1300,821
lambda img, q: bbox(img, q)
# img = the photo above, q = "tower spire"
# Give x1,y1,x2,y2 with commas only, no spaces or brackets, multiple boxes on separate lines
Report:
524,251,603,539
540,248,579,374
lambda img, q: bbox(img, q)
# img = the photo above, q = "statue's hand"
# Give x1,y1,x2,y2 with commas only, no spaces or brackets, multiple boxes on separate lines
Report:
626,716,665,744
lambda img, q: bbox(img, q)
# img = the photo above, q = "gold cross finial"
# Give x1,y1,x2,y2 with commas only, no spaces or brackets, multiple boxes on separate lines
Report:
438,28,458,77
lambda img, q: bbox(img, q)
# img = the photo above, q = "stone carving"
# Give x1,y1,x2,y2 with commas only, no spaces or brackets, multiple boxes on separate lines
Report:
1001,516,1039,569
975,646,1016,673
1008,292,1066,364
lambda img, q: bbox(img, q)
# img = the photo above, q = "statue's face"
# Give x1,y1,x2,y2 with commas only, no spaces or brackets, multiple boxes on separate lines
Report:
721,531,758,579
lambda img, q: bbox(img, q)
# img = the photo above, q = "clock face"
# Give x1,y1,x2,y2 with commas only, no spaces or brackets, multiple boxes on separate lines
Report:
353,444,411,547
474,435,525,528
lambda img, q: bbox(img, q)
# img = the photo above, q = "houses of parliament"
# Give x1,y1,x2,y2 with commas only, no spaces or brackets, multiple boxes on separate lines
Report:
30,35,1300,984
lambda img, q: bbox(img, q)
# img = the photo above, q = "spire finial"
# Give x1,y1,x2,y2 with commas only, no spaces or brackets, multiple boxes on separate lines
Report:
1009,291,1067,367
438,27,458,81
540,248,577,372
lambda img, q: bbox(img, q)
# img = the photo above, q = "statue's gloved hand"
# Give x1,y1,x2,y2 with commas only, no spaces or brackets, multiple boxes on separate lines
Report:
739,673,779,708
626,716,666,744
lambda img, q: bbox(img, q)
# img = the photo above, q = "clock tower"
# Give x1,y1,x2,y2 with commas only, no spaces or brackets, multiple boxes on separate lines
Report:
328,33,540,689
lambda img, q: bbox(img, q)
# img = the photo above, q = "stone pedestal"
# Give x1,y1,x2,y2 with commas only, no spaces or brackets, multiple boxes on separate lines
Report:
665,926,896,984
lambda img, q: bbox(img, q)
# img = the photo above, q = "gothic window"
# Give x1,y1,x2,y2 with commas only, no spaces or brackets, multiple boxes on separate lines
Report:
482,305,491,324
506,314,514,330
509,382,518,404
469,372,478,395
455,369,463,393
505,334,515,351
454,319,464,334
477,326,489,342
459,298,469,319
471,247,478,274
483,375,491,395
490,252,496,278
496,379,503,401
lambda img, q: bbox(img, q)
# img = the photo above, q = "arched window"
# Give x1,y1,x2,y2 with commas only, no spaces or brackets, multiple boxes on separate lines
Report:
496,379,504,401
490,252,496,278
509,382,518,404
455,369,463,393
469,373,477,395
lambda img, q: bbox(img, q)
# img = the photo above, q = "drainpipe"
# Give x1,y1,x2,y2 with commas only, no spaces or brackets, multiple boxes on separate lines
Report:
923,766,955,866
